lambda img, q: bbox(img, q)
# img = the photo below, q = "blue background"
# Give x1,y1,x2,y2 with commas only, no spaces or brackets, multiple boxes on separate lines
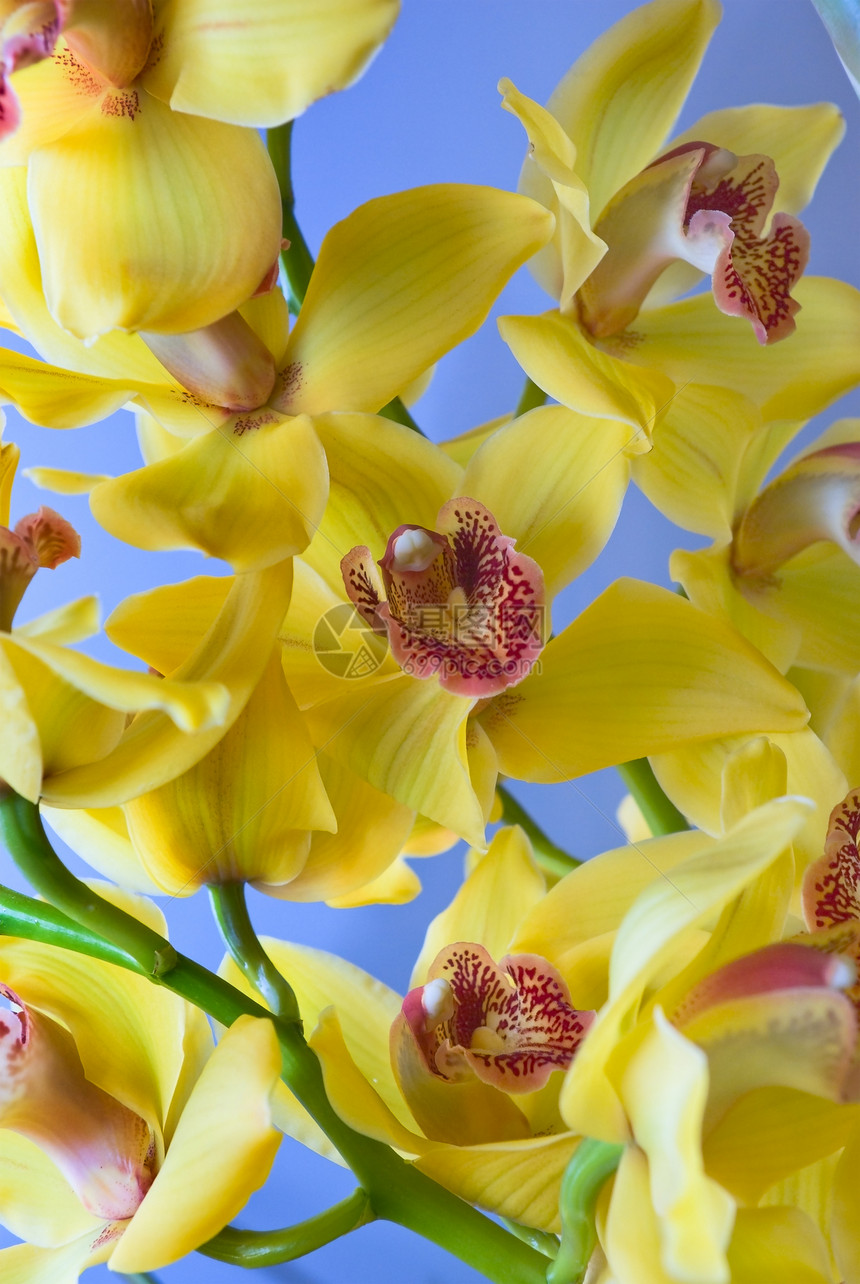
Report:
1,1,859,1280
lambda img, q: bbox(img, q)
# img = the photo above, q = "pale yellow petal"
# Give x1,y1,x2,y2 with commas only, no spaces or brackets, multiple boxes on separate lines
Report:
727,1206,833,1284
305,675,484,847
462,405,631,597
23,467,111,494
410,825,544,987
499,310,673,445
326,856,420,908
0,1232,109,1284
14,596,98,647
105,574,230,675
670,103,845,218
478,578,809,783
276,186,554,416
416,1132,578,1234
625,277,860,422
143,0,399,125
30,92,281,338
124,649,334,893
109,1016,281,1273
544,0,720,218
41,561,292,807
41,804,164,895
631,385,763,539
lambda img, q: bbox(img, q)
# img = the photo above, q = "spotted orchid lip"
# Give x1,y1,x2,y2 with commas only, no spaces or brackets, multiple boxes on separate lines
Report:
578,139,809,345
0,505,80,630
397,942,594,1095
341,497,546,697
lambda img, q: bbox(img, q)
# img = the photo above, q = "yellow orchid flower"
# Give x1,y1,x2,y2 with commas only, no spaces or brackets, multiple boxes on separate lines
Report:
554,794,860,1283
0,169,553,573
220,826,596,1232
497,0,860,444
0,886,282,1281
0,429,264,808
0,0,400,338
278,411,808,849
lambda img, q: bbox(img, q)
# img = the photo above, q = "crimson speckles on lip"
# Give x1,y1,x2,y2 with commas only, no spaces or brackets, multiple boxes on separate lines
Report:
398,942,594,1094
341,497,546,696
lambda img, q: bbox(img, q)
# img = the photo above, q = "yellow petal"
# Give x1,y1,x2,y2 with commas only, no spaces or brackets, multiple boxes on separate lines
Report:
0,348,139,427
631,385,762,539
90,411,327,571
728,1206,833,1284
478,578,809,782
111,1017,280,1274
440,415,511,468
410,825,544,987
500,78,606,309
832,1121,860,1284
41,804,165,896
619,1010,735,1283
623,277,860,422
461,405,631,598
306,675,485,847
602,1147,680,1284
23,467,111,494
416,1132,578,1234
704,1088,860,1205
0,434,19,526
30,91,281,338
14,596,98,647
260,753,414,904
275,186,554,416
544,0,720,219
143,0,399,125
303,411,461,591
41,561,292,807
0,1132,102,1249
499,310,673,445
560,797,811,1141
0,1232,110,1284
754,543,860,676
326,856,420,908
105,574,230,675
670,103,845,218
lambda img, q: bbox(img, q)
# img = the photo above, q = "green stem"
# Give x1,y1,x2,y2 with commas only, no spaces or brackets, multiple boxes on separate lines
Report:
377,395,426,436
0,793,176,976
616,759,689,837
209,881,302,1026
267,121,315,314
119,1274,163,1284
497,784,580,879
501,1217,559,1259
0,881,548,1284
199,1189,373,1267
548,1140,623,1284
515,376,547,418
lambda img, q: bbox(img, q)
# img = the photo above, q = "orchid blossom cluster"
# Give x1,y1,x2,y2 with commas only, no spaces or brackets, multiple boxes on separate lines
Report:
0,1,859,1282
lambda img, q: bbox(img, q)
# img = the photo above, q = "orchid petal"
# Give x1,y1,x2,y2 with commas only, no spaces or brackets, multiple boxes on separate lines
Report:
727,1206,833,1284
41,804,164,896
621,277,860,421
411,826,544,987
275,186,553,416
478,578,808,783
670,103,845,218
143,0,400,126
499,310,672,446
29,91,281,338
90,412,328,571
416,1132,578,1234
305,674,485,847
41,560,292,807
109,1016,281,1273
462,405,631,598
105,574,229,675
0,1133,102,1249
543,0,720,219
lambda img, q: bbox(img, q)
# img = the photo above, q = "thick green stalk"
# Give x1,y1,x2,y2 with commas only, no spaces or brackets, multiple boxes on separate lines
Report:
497,783,580,879
548,1140,623,1284
209,881,302,1026
515,376,547,418
0,793,176,976
199,1189,373,1267
0,818,548,1284
616,758,689,837
267,121,315,314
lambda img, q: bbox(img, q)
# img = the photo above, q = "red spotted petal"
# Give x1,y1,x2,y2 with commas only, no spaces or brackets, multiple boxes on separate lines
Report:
341,545,386,631
803,789,860,931
413,942,593,1094
15,505,80,568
